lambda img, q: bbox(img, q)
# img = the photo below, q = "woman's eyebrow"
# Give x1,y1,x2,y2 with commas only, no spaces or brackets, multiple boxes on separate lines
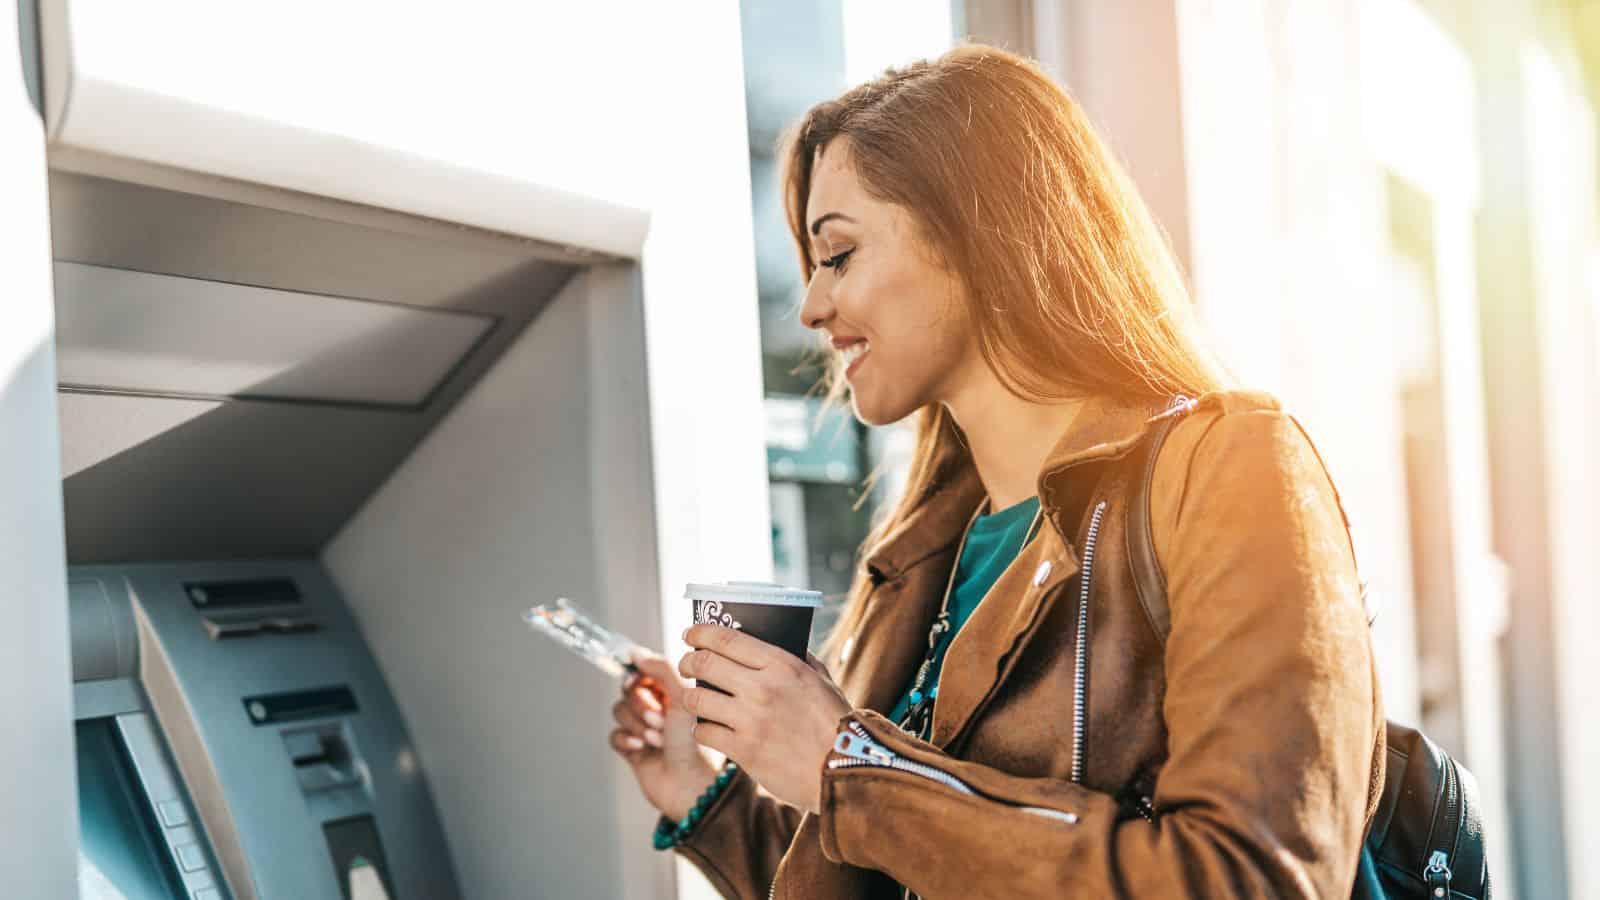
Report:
809,212,858,236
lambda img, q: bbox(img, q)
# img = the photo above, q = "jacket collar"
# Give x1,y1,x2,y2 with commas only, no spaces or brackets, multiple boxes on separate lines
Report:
862,394,1172,581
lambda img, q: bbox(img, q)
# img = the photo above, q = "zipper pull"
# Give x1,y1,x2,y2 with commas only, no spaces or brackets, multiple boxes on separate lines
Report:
1424,850,1452,898
833,728,894,764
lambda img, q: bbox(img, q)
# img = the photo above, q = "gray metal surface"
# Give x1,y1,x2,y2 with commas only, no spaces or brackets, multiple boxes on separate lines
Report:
324,268,663,900
50,170,577,562
74,677,144,720
68,576,139,681
0,9,76,897
19,0,42,115
73,559,460,900
46,168,589,313
54,262,494,407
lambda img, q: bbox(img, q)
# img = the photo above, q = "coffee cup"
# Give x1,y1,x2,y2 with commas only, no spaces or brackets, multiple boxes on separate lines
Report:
684,581,822,719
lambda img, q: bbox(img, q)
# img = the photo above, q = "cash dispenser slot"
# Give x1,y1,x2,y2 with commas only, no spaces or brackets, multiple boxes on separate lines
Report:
202,610,320,640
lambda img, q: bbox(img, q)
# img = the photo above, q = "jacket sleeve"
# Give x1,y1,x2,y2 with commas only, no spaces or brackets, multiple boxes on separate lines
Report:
672,766,806,899
815,408,1383,899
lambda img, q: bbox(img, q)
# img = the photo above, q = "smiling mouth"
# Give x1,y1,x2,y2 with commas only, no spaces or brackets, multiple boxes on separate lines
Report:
840,341,870,379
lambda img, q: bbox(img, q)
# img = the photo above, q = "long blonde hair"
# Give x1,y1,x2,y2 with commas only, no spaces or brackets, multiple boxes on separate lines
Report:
778,45,1230,664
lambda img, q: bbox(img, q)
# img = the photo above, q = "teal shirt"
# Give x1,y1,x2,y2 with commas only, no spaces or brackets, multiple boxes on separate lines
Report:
888,496,1042,725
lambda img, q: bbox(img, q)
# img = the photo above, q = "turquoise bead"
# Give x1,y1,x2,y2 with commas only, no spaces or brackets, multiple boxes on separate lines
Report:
653,763,739,852
930,685,939,698
909,689,924,705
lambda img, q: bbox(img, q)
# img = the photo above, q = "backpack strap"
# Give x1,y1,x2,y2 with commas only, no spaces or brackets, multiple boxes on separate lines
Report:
1126,409,1186,643
1125,398,1372,647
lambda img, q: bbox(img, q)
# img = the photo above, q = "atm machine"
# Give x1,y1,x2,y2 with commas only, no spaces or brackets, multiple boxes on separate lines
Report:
3,1,699,899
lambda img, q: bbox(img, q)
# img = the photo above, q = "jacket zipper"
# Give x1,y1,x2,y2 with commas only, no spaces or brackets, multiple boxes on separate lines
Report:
1072,500,1108,784
829,721,1081,825
1422,758,1460,897
792,501,1107,900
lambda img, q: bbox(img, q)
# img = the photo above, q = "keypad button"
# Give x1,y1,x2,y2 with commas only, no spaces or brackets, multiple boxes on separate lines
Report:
175,843,205,872
157,800,189,828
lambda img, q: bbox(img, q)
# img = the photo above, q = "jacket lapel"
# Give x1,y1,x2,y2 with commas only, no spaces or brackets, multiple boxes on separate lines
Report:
929,524,1079,749
845,456,986,717
843,397,1170,742
919,397,1170,751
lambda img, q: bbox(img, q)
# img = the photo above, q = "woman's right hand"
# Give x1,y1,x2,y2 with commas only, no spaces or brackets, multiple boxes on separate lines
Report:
610,653,720,822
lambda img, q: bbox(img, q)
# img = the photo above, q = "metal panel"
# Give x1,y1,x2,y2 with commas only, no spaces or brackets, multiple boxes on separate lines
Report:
54,262,494,408
68,576,138,681
50,171,576,563
0,6,76,896
46,168,590,312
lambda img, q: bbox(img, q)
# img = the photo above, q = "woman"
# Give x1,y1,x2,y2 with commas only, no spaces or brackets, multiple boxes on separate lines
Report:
609,44,1382,899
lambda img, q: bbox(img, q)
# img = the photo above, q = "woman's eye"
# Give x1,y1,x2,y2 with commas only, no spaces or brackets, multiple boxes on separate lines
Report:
819,249,854,273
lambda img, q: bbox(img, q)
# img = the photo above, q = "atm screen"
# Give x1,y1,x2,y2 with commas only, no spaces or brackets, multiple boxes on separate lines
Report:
76,718,188,900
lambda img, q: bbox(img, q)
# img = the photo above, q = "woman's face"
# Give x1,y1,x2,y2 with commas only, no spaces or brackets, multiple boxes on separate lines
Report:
797,141,978,426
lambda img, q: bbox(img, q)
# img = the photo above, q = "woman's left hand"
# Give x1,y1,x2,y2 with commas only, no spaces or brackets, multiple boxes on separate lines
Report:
678,624,854,815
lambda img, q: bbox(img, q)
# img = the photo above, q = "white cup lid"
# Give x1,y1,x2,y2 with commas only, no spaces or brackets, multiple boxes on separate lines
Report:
683,580,823,608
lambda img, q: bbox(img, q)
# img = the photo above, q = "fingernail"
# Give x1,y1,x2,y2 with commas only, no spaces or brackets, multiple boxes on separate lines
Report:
644,729,663,748
643,710,664,729
624,735,644,750
681,627,690,642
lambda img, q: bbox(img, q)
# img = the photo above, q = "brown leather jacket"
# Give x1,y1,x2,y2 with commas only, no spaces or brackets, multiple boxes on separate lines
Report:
673,391,1385,899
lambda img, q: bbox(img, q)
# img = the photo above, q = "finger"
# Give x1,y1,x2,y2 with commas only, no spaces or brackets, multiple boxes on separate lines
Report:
680,685,743,730
689,720,740,761
612,698,656,735
639,676,670,711
630,656,686,694
684,624,784,669
678,650,760,697
805,652,830,675
625,681,667,720
609,728,646,755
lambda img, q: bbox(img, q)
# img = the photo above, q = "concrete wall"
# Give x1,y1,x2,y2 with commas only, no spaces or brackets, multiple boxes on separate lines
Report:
0,3,76,895
1521,44,1600,900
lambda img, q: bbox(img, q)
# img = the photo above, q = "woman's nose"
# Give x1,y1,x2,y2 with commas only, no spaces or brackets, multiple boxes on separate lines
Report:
798,272,832,331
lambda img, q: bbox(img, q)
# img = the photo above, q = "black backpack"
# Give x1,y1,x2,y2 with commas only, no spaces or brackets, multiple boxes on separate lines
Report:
1123,403,1491,900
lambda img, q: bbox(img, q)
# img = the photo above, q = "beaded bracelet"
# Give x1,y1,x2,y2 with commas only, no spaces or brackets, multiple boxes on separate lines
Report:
652,762,740,850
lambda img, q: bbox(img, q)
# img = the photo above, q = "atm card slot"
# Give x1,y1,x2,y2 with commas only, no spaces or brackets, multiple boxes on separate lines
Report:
185,577,302,609
243,686,358,726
